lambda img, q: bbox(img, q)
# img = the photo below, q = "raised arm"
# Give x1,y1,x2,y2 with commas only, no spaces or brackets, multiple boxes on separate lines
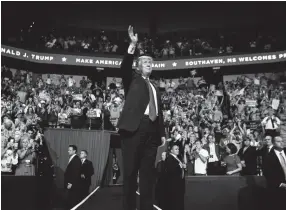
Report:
121,25,138,95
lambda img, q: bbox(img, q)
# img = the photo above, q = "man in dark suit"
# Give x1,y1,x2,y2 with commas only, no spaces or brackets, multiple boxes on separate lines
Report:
79,150,94,200
264,136,286,209
64,145,82,210
256,135,273,174
165,144,185,210
203,134,222,175
155,152,167,209
117,25,166,210
237,138,258,175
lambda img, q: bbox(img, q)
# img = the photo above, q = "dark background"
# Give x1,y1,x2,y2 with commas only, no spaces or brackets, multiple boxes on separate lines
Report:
2,1,286,34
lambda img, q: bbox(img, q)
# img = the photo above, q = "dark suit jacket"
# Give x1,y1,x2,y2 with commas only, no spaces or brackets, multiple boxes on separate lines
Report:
64,155,82,189
156,160,166,179
164,155,185,210
165,155,185,195
238,146,258,175
256,146,273,173
264,148,286,189
155,160,166,197
117,53,165,144
80,159,94,187
203,143,221,162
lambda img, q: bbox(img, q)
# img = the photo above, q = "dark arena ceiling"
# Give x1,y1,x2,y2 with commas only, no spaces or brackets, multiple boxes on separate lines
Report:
2,1,286,33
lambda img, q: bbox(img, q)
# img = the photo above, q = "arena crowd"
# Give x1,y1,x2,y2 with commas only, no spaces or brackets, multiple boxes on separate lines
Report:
1,64,286,176
4,27,286,58
159,71,286,176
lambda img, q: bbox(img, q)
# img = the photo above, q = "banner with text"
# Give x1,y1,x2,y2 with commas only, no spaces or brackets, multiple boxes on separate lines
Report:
2,45,286,70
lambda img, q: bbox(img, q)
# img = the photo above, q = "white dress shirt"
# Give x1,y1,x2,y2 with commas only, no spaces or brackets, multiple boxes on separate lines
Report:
209,143,219,162
267,145,273,153
170,153,183,165
68,78,75,87
128,44,136,54
143,77,158,116
169,153,185,178
68,154,76,164
1,151,18,173
194,149,209,175
274,149,286,181
81,158,86,164
261,116,281,130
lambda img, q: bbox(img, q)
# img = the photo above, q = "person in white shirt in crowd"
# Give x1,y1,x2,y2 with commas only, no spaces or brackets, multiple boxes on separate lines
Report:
46,74,52,86
58,108,68,128
1,147,18,175
68,76,76,87
203,134,222,175
1,137,19,175
261,107,281,137
191,140,209,176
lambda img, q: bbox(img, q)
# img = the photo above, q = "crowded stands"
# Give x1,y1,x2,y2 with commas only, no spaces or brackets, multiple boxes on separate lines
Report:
4,26,286,58
2,63,286,176
159,71,286,175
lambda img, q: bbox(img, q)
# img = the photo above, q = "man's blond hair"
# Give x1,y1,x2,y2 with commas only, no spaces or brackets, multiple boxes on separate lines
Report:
136,56,153,73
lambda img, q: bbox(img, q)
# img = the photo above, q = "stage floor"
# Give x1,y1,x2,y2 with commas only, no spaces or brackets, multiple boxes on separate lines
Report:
76,185,159,210
51,176,266,210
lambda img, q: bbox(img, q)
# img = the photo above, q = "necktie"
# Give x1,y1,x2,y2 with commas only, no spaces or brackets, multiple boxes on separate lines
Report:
145,79,157,121
174,155,184,179
270,118,275,129
82,160,84,164
279,152,286,179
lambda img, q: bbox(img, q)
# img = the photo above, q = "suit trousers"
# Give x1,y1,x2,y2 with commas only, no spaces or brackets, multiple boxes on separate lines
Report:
66,187,81,210
121,115,159,210
80,183,90,201
207,161,222,175
268,187,286,210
